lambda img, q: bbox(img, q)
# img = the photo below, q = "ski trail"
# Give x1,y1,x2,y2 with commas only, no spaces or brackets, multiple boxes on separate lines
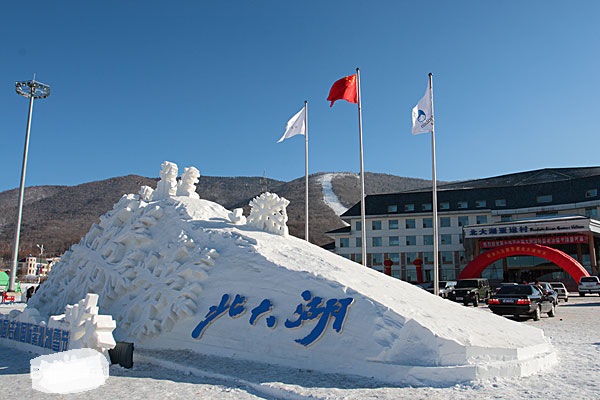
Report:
318,173,350,216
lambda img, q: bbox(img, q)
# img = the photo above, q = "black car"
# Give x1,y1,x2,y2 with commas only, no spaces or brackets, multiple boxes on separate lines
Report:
447,278,490,306
487,284,556,321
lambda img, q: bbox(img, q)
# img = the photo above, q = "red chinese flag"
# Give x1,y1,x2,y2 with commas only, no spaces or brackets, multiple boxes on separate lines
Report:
327,74,358,107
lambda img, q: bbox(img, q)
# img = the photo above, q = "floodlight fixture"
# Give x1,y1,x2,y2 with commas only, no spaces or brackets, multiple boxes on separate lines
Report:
8,78,51,292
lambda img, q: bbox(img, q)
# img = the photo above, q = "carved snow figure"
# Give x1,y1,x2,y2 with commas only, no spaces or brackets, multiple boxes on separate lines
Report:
152,161,178,200
176,166,200,198
139,186,154,202
228,208,246,225
246,192,290,236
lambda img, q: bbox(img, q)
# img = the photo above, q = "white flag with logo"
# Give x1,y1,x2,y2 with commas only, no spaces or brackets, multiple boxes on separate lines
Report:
277,106,306,142
411,82,433,135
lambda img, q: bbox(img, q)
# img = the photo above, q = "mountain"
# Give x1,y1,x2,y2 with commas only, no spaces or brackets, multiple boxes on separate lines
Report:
0,172,434,259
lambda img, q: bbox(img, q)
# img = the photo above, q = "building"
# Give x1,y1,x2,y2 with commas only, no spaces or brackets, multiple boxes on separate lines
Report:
326,167,600,285
19,256,61,277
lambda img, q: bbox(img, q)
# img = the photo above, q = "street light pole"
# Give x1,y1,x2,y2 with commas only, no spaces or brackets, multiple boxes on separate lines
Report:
8,79,50,292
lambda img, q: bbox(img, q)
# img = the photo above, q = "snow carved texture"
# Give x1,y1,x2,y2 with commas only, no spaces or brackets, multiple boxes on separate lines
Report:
152,161,178,200
176,167,200,198
246,192,290,236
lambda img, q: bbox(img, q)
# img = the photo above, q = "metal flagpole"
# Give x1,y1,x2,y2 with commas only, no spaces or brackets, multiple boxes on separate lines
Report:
304,100,309,242
356,68,367,266
429,73,440,296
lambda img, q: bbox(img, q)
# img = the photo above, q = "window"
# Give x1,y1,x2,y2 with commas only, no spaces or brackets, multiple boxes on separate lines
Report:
387,205,398,213
372,220,382,230
441,234,452,245
423,252,434,264
495,199,506,207
501,215,512,222
406,252,417,264
457,201,468,209
537,195,552,203
372,237,383,247
340,238,349,248
476,215,488,224
406,235,416,246
440,217,451,227
405,219,416,229
440,202,450,210
585,207,598,218
475,200,486,208
423,218,433,228
441,251,454,264
458,216,469,226
389,236,400,246
586,189,598,198
353,253,362,263
405,204,415,211
422,203,432,211
388,253,399,263
389,219,399,229
355,237,362,247
423,235,434,245
371,253,384,266
356,221,362,231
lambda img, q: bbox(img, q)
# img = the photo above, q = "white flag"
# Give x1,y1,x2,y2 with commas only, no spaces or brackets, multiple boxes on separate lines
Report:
411,82,433,135
277,105,306,143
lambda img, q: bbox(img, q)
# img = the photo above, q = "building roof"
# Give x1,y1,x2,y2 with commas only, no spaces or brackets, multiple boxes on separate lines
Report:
340,167,600,218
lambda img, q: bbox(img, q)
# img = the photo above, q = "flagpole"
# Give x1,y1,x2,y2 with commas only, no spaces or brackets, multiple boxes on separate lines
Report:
356,68,367,266
304,100,309,242
429,72,440,296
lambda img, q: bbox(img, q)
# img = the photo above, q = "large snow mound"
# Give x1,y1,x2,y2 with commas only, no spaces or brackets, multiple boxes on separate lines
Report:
30,193,557,386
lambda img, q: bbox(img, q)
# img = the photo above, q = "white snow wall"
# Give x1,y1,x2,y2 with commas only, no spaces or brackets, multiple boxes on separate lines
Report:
29,194,557,386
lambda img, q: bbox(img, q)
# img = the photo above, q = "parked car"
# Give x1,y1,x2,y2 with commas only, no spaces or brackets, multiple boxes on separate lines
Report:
424,280,456,298
417,281,457,298
537,282,559,305
447,278,490,306
494,282,518,294
487,284,556,321
578,276,600,296
550,282,569,302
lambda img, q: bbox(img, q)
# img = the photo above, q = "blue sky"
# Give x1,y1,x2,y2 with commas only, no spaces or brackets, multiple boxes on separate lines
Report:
1,1,599,192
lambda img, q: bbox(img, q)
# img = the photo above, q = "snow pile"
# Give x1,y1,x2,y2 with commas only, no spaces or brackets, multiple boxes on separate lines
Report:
28,162,557,386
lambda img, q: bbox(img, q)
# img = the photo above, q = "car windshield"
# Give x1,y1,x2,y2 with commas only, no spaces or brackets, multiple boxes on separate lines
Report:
497,285,533,295
580,277,599,283
456,280,479,288
550,283,565,289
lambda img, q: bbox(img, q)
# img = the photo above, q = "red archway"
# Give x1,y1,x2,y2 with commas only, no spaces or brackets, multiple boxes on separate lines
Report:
459,243,590,283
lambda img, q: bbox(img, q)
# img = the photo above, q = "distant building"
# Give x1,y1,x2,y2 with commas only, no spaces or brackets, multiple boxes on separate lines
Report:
19,256,61,277
326,167,600,284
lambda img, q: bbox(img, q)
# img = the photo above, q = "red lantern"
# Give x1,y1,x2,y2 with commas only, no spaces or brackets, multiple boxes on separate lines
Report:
383,258,393,276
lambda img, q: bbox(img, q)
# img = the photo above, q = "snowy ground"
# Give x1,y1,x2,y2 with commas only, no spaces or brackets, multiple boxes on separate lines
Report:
1,295,598,399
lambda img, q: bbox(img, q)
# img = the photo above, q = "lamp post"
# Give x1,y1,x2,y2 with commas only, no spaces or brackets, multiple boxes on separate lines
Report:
8,79,50,292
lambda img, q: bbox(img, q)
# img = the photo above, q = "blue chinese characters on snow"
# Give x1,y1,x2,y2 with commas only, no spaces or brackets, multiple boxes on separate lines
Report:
191,291,354,346
0,318,69,351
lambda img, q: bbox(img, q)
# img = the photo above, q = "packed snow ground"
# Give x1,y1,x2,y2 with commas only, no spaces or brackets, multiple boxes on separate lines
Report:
1,295,599,399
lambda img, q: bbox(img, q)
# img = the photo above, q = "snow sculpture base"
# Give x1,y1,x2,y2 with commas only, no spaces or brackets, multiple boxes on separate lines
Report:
28,176,557,386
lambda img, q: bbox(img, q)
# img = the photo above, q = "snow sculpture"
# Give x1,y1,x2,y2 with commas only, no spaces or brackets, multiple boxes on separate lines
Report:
176,166,200,198
228,208,246,225
152,161,178,200
48,294,116,356
246,192,290,236
139,185,154,202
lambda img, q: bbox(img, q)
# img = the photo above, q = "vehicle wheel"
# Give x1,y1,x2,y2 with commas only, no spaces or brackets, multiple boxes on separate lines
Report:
463,301,469,307
579,292,585,296
473,295,479,307
533,306,541,321
548,303,556,317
